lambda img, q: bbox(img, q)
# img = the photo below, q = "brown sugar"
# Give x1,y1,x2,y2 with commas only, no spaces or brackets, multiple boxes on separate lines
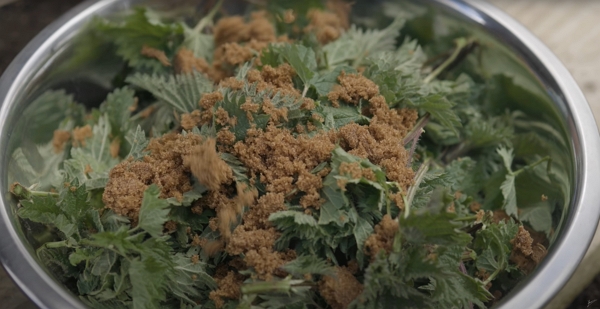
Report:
173,48,212,76
109,138,120,158
326,0,353,29
510,225,547,274
336,122,415,190
328,72,380,106
319,266,364,309
470,201,482,212
233,125,336,199
492,210,511,223
244,247,295,280
364,214,399,260
283,9,296,24
103,133,202,219
209,271,245,309
199,91,224,125
219,77,245,90
214,43,254,68
72,125,93,147
216,129,236,149
339,162,363,179
164,220,177,233
242,192,286,230
202,239,225,257
512,226,534,257
181,110,202,131
305,9,346,44
226,226,279,255
184,138,233,191
262,98,288,124
247,12,277,43
52,130,70,153
214,16,249,46
141,45,171,67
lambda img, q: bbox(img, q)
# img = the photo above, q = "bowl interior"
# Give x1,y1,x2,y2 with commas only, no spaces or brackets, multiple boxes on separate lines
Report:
0,0,591,308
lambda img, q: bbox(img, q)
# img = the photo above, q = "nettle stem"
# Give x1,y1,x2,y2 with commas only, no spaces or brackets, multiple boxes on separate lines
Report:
10,182,58,200
403,114,431,167
241,276,310,295
424,37,474,84
36,240,72,259
513,156,551,177
454,215,478,222
193,0,224,33
402,159,431,219
483,268,501,286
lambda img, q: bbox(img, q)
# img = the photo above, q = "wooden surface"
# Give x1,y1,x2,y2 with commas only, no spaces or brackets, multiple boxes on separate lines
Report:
0,0,599,308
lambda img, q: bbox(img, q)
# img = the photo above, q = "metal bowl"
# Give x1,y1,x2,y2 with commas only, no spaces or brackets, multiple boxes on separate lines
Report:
0,0,598,308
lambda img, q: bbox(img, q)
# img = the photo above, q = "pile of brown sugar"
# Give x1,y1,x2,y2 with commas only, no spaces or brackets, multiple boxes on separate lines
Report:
102,133,203,219
111,4,420,309
510,226,548,274
174,11,289,83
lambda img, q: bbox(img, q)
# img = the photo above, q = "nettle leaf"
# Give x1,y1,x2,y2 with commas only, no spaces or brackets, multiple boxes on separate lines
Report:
64,114,120,189
84,226,136,254
519,204,552,234
431,271,491,309
125,125,149,160
129,257,168,309
215,85,288,141
323,16,405,68
99,87,136,138
168,253,216,304
221,153,250,184
465,116,514,150
270,210,319,227
96,7,184,73
400,212,471,247
138,185,170,238
474,221,518,275
409,92,460,134
61,179,91,223
354,216,374,261
278,44,317,86
10,141,65,190
318,181,348,227
311,65,355,97
496,146,519,217
127,71,214,114
363,39,426,104
497,146,514,173
181,24,214,61
318,105,370,130
18,194,61,225
17,89,85,145
69,247,102,266
166,183,206,207
282,255,335,277
500,174,518,217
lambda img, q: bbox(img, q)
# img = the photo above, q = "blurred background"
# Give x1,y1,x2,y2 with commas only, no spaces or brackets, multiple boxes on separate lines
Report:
0,0,599,308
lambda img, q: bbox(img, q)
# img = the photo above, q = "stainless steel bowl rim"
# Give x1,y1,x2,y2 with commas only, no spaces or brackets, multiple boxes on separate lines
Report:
0,0,599,308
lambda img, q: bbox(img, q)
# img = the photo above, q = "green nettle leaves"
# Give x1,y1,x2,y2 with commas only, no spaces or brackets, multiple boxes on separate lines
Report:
94,7,184,73
8,2,561,309
137,185,170,238
127,71,214,114
496,146,551,218
323,16,406,68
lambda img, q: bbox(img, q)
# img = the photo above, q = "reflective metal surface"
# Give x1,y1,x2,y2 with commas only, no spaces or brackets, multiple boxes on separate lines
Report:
0,0,598,308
